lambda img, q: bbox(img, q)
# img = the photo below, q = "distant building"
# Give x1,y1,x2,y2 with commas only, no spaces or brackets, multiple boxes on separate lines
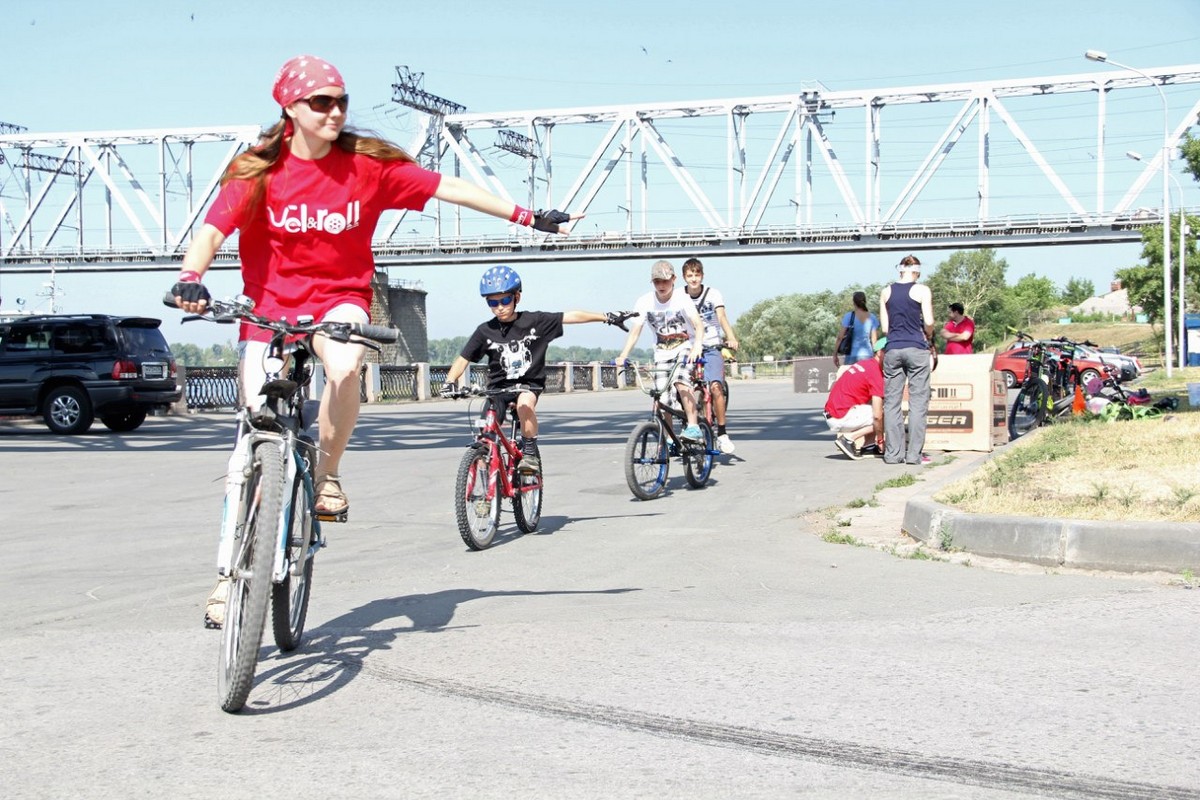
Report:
1071,280,1141,318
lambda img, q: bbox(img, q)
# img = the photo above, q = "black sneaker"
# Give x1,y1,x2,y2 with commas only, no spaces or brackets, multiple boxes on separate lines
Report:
518,453,541,474
834,436,862,460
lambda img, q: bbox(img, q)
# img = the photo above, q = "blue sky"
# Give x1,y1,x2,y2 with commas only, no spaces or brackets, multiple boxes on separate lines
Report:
1,0,1198,349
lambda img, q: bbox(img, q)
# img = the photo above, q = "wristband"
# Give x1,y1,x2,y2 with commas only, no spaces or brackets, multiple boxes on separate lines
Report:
178,270,202,283
509,205,533,227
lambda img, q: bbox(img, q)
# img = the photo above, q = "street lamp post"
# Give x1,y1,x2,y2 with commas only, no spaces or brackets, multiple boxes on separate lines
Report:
1128,151,1189,369
1087,50,1174,376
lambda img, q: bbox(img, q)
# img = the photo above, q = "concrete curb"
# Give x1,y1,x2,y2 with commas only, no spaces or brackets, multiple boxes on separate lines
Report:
903,480,1200,574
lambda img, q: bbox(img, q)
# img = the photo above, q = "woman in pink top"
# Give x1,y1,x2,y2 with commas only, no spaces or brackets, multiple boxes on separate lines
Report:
173,55,576,517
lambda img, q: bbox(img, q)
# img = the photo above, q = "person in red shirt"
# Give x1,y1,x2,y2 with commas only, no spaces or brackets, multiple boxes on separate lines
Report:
171,55,578,520
823,337,887,459
941,302,975,354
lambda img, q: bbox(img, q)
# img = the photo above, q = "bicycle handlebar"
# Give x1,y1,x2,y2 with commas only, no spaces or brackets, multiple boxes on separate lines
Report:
162,293,400,345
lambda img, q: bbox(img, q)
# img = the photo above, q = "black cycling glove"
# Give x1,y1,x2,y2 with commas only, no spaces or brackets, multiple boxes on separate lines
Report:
172,279,211,305
604,311,638,331
532,209,571,233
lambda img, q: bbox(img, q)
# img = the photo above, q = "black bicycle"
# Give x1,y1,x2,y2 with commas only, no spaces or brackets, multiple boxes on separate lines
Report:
623,362,716,500
167,294,398,712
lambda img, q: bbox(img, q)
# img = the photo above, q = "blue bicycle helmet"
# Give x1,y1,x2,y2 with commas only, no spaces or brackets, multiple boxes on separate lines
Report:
479,265,521,296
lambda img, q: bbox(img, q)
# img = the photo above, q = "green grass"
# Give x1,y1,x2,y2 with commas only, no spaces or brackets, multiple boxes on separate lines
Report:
875,473,917,491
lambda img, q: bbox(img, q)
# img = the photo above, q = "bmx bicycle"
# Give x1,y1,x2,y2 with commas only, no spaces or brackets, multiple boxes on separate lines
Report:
623,361,716,500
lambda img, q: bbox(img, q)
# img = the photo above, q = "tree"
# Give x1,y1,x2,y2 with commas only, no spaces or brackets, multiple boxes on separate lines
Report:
1117,213,1198,325
1060,276,1095,307
1182,132,1200,183
1011,273,1059,312
735,290,844,360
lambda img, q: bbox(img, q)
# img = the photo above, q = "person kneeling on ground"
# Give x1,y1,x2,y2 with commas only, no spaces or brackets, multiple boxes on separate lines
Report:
440,265,635,474
823,337,887,460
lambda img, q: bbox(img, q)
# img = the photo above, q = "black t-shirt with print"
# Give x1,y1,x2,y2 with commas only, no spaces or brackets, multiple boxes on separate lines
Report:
460,311,566,391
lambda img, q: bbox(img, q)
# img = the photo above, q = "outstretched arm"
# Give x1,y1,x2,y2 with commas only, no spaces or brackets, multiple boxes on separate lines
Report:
562,311,606,324
433,177,583,234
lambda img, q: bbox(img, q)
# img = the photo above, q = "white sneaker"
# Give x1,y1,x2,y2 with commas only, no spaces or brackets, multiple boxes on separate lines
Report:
716,433,735,454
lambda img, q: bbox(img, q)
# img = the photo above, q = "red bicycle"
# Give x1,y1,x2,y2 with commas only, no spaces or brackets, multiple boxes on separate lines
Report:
447,385,542,550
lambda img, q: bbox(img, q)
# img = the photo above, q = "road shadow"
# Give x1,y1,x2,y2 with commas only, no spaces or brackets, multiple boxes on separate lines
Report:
238,586,640,714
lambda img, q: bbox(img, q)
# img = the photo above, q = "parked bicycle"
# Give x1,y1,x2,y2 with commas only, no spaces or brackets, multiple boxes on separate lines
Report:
623,362,716,500
167,294,398,713
446,384,543,550
1007,332,1114,439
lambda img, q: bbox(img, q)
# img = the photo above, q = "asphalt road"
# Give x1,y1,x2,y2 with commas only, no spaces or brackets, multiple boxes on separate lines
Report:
2,382,1198,799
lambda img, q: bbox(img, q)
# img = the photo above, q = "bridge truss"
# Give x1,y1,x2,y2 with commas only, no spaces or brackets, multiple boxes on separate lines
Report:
1,64,1199,273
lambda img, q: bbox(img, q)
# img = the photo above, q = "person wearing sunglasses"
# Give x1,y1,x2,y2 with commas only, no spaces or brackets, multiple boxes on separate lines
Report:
439,266,635,474
170,54,580,524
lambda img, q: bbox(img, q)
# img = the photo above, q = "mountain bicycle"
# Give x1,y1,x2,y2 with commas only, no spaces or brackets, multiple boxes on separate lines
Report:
1007,333,1108,439
446,384,543,550
167,294,398,713
624,362,716,500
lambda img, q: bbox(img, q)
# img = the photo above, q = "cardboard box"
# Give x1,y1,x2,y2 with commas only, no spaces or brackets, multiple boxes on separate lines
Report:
924,353,1001,452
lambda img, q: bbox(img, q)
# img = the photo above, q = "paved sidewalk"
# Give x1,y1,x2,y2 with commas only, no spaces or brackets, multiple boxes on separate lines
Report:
827,449,1200,577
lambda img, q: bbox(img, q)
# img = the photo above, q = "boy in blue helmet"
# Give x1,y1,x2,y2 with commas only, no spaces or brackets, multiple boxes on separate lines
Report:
441,265,635,473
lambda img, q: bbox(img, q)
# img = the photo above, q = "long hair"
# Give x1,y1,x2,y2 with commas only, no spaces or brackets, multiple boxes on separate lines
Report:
852,291,868,312
220,113,417,216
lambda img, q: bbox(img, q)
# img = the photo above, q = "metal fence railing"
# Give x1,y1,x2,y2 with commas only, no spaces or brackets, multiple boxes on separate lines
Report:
179,359,791,411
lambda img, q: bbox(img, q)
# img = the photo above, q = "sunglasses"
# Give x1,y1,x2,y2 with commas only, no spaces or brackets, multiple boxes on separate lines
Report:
301,94,350,114
486,295,515,308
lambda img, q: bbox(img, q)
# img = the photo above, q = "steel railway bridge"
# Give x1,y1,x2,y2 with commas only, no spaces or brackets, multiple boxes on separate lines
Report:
1,63,1198,274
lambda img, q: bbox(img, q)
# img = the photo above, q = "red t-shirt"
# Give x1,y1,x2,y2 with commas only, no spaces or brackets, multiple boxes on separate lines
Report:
204,147,441,341
943,316,975,354
824,358,884,419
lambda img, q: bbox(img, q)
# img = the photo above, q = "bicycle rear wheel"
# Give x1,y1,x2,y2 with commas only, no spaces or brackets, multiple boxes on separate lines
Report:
456,445,500,550
218,442,284,713
272,466,314,652
625,420,669,500
1008,381,1048,440
513,469,543,533
684,420,715,488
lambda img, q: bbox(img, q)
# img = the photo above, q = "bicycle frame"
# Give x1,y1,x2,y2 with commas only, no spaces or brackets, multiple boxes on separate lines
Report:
217,329,322,583
469,396,542,504
631,363,717,457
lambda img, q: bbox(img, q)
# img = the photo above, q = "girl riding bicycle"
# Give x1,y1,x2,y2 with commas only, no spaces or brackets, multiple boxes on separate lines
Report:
440,265,634,474
170,54,579,519
171,55,578,628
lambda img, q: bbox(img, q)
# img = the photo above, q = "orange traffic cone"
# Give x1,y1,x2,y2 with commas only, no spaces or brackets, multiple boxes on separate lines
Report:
1072,382,1086,415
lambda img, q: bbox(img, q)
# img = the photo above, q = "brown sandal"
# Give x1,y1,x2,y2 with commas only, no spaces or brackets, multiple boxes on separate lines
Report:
314,474,349,515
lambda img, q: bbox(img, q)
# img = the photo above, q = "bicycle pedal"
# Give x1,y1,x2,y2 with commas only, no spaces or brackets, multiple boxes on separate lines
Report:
314,510,348,523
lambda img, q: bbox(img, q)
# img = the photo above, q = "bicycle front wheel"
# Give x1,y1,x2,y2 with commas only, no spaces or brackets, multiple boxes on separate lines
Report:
513,469,543,533
272,468,314,652
218,442,284,713
625,420,669,500
684,420,715,488
1008,381,1048,440
456,446,500,550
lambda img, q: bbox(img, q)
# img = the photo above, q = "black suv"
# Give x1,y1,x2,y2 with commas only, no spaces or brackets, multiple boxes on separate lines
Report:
0,314,181,434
